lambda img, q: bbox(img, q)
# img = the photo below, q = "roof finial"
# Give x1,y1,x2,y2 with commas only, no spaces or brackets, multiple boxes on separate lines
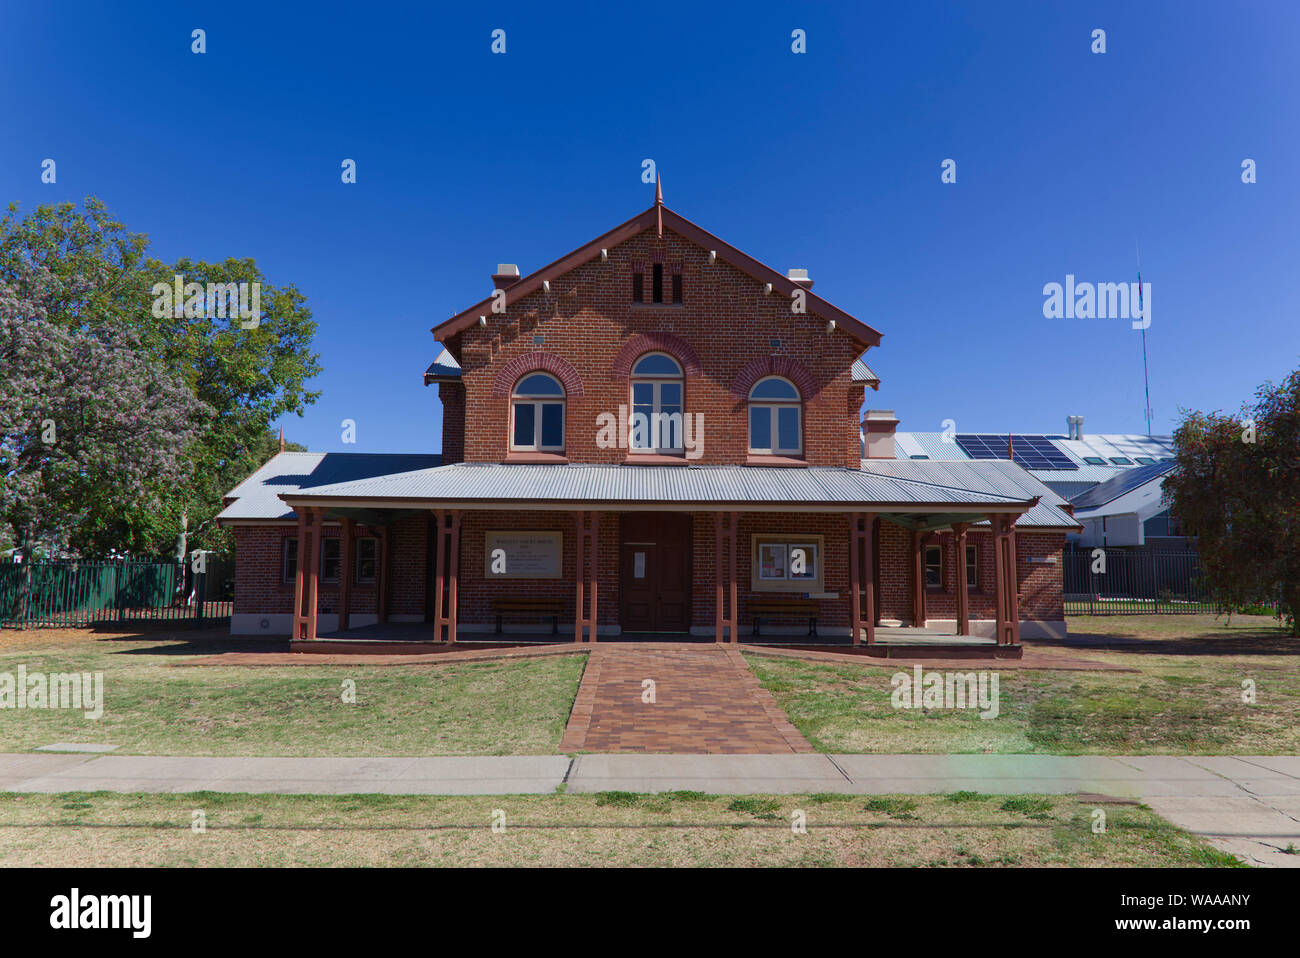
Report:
278,426,285,453
655,174,663,236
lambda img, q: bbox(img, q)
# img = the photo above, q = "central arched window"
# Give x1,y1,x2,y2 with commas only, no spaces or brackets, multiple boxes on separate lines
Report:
748,376,801,455
511,372,565,451
630,352,684,453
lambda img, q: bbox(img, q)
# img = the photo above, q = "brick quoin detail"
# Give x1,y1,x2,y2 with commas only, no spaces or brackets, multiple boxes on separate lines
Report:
730,354,821,399
489,351,585,398
609,331,703,379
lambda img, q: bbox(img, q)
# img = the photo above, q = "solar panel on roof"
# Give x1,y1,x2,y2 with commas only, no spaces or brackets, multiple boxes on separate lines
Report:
954,435,1078,471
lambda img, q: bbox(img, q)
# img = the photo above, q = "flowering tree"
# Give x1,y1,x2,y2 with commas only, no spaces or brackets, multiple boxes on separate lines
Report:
1164,367,1300,634
1,198,320,555
0,263,209,555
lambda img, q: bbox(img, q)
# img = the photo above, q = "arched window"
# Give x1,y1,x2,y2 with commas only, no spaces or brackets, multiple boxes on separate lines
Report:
630,353,684,453
511,372,565,451
748,376,801,455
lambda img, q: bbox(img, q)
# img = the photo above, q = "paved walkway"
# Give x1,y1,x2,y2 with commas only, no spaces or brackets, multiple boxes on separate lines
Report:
3,752,1297,865
560,645,811,753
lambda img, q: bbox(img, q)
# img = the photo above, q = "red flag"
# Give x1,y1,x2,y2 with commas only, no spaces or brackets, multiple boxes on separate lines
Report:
1007,435,1014,460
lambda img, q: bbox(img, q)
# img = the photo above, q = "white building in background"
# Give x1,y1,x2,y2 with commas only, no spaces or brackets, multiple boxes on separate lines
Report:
879,417,1185,549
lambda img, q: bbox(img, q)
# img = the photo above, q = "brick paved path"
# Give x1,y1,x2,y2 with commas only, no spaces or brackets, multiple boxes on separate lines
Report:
560,644,813,754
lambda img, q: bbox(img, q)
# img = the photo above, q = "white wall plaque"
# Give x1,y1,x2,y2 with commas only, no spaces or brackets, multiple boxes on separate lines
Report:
484,531,563,578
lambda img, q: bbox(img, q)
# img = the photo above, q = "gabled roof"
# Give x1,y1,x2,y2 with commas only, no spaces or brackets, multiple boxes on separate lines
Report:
423,347,462,385
431,201,884,349
851,354,880,389
1070,460,1175,511
218,451,444,522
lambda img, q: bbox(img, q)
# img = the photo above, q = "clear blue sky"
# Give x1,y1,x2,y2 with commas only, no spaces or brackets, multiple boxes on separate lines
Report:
4,1,1297,454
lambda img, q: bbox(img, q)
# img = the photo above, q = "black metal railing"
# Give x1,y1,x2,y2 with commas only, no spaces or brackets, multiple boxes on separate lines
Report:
1062,548,1272,615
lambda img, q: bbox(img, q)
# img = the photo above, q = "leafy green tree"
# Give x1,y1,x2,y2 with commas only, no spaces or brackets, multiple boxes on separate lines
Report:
1,262,209,555
1165,366,1300,634
0,198,321,555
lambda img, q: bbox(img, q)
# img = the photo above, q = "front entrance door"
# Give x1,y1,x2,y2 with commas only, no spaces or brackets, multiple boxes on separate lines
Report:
620,513,692,632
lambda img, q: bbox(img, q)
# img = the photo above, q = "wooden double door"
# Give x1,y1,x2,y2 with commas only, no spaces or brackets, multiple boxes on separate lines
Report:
620,513,692,633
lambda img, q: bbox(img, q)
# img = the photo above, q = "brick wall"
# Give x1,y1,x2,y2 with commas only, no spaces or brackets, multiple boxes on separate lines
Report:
457,510,620,627
445,228,870,467
438,383,465,464
233,515,1065,629
876,524,1066,623
232,520,413,617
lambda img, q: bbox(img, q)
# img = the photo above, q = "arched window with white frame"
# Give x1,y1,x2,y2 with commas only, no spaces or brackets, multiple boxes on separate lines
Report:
748,375,802,455
511,372,565,451
630,352,684,453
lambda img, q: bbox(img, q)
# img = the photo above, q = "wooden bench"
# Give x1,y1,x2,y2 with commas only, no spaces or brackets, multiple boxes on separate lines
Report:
749,598,819,638
493,598,564,635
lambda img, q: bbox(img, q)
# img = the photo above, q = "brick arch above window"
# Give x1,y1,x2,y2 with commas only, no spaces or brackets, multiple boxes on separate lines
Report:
609,331,703,380
490,351,585,398
730,355,820,399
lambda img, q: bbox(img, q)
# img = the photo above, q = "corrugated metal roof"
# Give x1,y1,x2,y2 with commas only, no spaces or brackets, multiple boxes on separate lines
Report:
893,432,970,460
223,453,1080,529
424,347,462,382
288,461,1038,510
1041,480,1098,501
859,458,1080,529
851,355,879,386
1070,460,1175,510
218,451,444,521
1054,434,1174,464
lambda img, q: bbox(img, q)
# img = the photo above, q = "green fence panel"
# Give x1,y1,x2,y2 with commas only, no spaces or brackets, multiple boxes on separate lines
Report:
0,558,232,628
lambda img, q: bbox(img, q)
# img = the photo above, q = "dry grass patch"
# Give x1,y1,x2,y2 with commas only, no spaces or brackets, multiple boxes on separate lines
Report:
0,627,586,756
0,791,1241,868
745,616,1300,754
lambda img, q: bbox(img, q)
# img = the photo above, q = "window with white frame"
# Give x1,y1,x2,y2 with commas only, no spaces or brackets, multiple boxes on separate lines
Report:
356,537,377,584
511,372,565,451
748,376,802,455
965,544,978,590
752,536,822,592
630,352,684,453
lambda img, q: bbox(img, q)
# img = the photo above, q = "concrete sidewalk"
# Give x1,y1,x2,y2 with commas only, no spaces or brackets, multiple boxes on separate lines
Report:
3,752,1298,865
4,751,1298,798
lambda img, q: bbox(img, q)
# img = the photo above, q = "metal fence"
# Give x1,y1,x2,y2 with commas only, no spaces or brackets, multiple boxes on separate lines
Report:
1063,548,1233,615
0,556,233,629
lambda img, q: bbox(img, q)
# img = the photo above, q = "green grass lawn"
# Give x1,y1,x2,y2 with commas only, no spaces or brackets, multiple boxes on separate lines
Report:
0,629,586,756
0,790,1240,867
746,615,1300,754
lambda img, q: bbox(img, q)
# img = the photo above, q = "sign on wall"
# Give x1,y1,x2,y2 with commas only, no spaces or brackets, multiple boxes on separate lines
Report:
485,531,563,579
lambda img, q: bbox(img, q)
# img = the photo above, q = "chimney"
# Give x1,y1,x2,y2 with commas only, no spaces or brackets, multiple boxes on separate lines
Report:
1066,415,1085,440
862,409,899,459
787,268,813,290
492,263,521,289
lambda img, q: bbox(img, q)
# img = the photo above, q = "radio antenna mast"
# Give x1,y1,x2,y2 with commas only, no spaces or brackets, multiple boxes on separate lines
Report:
1137,241,1152,436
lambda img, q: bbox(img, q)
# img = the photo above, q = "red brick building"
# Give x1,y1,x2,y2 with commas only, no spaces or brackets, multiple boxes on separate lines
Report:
219,191,1079,655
